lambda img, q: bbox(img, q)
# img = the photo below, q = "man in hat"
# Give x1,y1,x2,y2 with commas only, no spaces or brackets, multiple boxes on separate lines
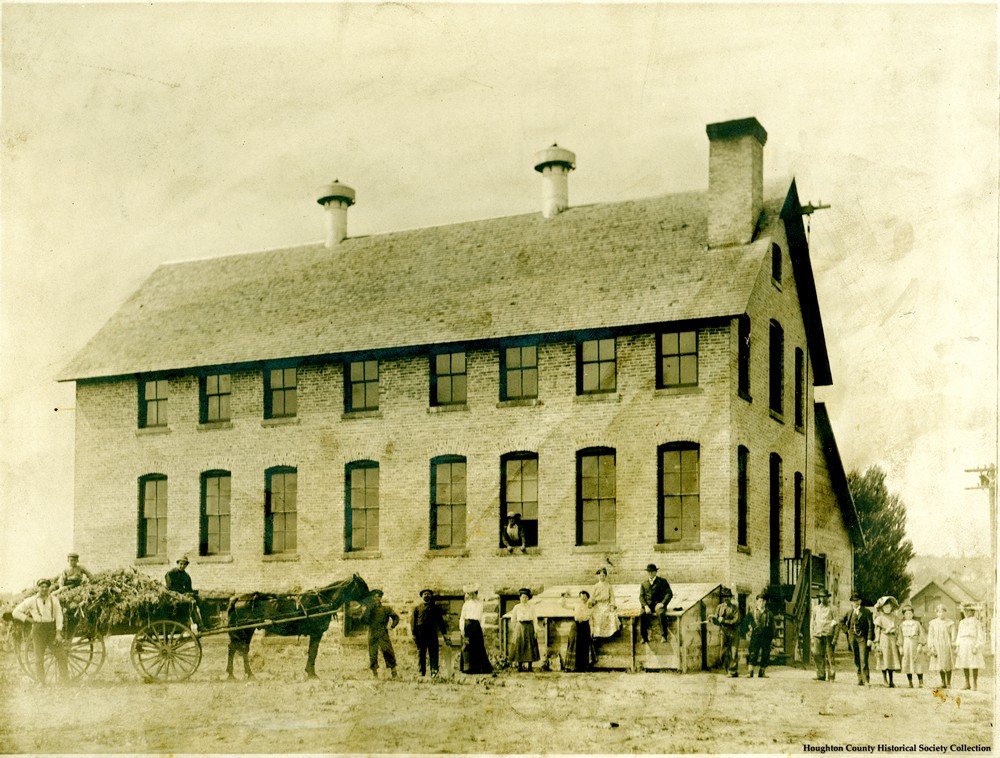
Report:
710,587,741,676
502,513,525,553
840,592,875,685
12,578,69,684
745,592,776,678
411,589,449,677
810,588,838,681
363,589,399,678
165,556,194,595
56,552,93,591
639,563,673,645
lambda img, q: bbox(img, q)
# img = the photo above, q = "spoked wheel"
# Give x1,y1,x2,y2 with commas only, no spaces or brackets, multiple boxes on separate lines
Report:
130,620,202,683
14,629,106,682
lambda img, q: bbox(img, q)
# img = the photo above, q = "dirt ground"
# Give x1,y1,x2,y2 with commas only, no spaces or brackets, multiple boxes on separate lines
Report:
0,634,993,754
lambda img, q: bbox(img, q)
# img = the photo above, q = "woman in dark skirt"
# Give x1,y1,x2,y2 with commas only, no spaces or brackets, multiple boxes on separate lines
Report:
510,588,540,671
459,586,493,674
563,590,597,672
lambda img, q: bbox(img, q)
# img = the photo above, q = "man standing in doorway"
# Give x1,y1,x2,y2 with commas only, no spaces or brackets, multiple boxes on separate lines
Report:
639,563,673,644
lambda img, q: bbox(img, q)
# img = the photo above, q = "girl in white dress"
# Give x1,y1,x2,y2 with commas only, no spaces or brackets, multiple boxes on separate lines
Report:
589,568,620,642
898,605,926,688
510,588,540,671
926,603,956,689
873,596,902,687
954,604,986,691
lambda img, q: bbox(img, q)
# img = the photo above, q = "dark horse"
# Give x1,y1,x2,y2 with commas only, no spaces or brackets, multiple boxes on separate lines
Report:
225,573,370,680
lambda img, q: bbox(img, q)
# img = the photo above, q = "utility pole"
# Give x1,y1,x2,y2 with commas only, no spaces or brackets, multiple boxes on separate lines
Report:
965,464,996,643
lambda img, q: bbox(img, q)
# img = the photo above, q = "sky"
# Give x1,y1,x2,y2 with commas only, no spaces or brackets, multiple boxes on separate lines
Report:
0,2,996,593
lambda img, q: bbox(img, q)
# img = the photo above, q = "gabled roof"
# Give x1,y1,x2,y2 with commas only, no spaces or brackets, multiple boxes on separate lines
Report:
909,579,967,606
60,184,833,383
814,403,864,547
940,576,985,604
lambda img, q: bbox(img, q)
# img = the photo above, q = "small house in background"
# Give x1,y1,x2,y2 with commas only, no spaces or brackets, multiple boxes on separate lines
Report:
909,577,992,633
501,583,723,672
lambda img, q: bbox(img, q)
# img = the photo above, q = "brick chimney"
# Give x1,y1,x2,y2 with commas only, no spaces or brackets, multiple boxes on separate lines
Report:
706,118,767,248
533,144,576,218
316,181,356,247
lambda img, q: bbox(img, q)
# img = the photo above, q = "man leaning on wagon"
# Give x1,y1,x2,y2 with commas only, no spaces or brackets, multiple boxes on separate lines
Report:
12,578,69,684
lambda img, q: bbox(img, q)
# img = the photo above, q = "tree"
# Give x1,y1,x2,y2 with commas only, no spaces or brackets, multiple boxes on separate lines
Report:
847,465,915,603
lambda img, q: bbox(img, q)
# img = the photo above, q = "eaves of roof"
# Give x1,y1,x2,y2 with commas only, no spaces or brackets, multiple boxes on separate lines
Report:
814,402,864,548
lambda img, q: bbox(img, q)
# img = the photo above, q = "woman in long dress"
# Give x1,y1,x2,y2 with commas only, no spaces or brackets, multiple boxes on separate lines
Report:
459,587,493,674
589,568,620,643
898,604,926,688
510,588,540,672
926,603,956,689
562,590,596,672
954,604,986,691
873,596,902,687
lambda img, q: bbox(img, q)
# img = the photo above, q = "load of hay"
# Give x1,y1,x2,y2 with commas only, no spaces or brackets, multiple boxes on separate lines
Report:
2,568,194,634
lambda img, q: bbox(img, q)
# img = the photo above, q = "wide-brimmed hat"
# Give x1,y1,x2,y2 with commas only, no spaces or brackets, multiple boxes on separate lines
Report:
816,589,830,598
36,578,52,588
850,592,862,602
419,589,434,598
646,563,658,572
962,603,978,612
176,556,190,565
517,587,532,598
876,596,898,610
463,584,479,595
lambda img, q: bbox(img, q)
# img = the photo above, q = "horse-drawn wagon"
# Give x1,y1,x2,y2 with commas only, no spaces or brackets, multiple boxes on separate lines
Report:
5,571,371,684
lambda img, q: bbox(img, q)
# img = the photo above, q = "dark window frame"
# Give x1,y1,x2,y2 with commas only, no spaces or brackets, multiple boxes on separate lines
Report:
430,352,468,407
793,471,803,559
771,243,782,283
138,378,169,428
200,373,232,423
794,348,805,429
657,330,699,388
500,345,539,400
200,470,232,556
769,453,782,584
500,452,539,547
346,360,380,412
576,447,616,546
430,455,467,549
137,474,168,559
658,442,701,544
769,320,784,416
737,446,749,548
577,338,617,395
264,466,297,555
264,366,298,419
346,460,380,552
738,316,752,401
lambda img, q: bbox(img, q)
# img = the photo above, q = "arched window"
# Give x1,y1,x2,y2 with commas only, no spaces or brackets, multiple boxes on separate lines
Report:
769,454,782,584
430,455,466,548
200,470,231,556
346,461,379,551
138,474,167,558
737,446,749,548
577,448,616,545
659,443,700,544
794,348,805,428
769,320,784,416
265,466,297,554
500,452,539,547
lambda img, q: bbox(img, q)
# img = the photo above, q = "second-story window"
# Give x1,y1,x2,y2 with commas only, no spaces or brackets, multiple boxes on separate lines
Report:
139,378,169,428
659,443,700,543
265,367,297,419
577,448,616,545
430,456,466,548
501,452,539,548
201,374,232,423
346,360,379,412
346,461,379,551
738,315,751,401
769,320,784,416
794,348,805,429
138,474,167,558
431,352,467,406
578,338,616,394
200,471,231,555
501,345,538,400
658,330,698,388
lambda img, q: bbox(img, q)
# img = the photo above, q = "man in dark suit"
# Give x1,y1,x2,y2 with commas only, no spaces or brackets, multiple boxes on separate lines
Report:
639,563,673,644
841,592,875,685
412,589,449,677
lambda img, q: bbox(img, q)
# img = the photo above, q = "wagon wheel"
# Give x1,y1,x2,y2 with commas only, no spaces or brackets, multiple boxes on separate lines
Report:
130,620,202,683
14,630,106,682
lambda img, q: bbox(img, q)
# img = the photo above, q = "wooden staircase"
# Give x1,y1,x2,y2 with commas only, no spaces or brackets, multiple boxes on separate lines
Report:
770,549,827,666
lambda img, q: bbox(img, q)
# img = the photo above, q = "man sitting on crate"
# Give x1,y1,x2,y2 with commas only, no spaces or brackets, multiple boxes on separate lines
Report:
12,578,68,684
639,563,673,645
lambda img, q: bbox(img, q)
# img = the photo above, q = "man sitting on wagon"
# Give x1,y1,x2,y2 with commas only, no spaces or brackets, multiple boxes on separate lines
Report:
12,578,69,684
56,552,93,591
165,556,202,627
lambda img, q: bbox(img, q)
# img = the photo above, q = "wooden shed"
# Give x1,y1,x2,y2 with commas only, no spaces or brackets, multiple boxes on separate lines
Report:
501,583,724,672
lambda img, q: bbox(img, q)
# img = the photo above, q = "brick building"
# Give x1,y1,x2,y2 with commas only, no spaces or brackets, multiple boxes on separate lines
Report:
61,116,862,621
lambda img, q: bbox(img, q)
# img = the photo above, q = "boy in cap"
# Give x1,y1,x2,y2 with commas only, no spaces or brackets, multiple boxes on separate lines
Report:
57,552,93,591
639,563,673,644
12,578,69,684
165,556,194,595
364,589,400,678
411,589,448,677
710,588,741,676
810,588,837,681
